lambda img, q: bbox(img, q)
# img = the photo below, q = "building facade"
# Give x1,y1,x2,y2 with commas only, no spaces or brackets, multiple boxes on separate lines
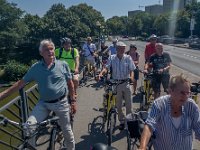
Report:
128,10,143,17
145,4,163,16
163,0,197,13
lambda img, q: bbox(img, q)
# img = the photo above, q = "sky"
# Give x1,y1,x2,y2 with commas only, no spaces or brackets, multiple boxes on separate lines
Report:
7,0,163,19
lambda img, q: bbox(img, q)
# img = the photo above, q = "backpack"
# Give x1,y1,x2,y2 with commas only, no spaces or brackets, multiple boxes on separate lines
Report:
59,48,75,60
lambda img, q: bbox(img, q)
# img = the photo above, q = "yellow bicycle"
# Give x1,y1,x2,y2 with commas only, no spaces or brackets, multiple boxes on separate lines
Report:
94,78,130,146
190,82,200,104
139,71,154,110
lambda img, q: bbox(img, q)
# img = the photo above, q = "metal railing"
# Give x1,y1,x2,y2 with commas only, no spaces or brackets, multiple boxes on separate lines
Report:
0,83,39,150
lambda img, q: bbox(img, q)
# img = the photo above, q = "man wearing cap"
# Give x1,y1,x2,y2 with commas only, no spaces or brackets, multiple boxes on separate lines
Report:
98,41,136,130
82,37,98,76
144,34,157,63
55,37,80,97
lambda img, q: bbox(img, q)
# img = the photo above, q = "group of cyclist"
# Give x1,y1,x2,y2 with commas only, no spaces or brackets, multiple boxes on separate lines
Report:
0,34,200,150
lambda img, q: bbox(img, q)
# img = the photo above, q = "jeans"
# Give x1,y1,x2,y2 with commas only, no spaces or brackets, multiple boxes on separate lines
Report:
27,97,75,150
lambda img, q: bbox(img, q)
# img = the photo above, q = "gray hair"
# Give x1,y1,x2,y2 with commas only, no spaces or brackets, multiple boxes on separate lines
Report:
39,39,55,52
155,43,163,47
169,73,190,90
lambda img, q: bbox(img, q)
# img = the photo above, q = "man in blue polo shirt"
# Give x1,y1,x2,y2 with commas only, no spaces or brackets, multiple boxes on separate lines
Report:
0,39,76,150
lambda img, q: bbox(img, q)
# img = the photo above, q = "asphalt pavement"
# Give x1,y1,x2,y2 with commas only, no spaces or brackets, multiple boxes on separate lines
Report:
73,40,200,150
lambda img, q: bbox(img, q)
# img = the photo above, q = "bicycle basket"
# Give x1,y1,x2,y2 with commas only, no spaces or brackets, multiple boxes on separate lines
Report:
126,111,148,139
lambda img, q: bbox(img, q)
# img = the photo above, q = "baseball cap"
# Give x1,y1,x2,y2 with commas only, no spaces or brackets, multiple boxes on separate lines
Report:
116,41,126,47
149,34,157,40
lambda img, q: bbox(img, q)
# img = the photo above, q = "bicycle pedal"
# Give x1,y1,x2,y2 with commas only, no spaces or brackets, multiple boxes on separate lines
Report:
98,108,105,112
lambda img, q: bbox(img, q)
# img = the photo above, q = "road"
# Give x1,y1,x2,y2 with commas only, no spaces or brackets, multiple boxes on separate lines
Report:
73,40,200,150
127,40,200,76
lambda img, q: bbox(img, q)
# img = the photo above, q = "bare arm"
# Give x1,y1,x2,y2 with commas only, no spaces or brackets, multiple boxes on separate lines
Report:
67,79,77,114
130,70,134,82
74,56,80,74
0,80,26,101
139,124,152,150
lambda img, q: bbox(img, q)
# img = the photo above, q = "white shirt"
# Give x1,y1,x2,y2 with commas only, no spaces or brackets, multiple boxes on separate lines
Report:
106,54,136,80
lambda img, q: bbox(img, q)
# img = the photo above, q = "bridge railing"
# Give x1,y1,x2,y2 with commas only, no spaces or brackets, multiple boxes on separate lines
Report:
0,83,39,150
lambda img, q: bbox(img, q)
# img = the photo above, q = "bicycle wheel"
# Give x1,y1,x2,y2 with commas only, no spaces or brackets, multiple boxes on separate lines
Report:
107,111,116,146
48,128,57,150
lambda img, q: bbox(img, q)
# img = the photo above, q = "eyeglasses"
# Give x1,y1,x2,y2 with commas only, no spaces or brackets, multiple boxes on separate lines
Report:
180,91,191,96
130,46,136,49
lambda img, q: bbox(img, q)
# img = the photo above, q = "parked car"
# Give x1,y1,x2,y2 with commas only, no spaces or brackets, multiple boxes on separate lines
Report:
189,37,200,49
157,35,174,44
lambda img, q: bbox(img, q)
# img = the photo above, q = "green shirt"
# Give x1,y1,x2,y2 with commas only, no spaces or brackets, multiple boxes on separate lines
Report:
55,47,79,71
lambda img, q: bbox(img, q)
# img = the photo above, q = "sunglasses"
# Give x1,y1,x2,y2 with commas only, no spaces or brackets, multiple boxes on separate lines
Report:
180,91,191,96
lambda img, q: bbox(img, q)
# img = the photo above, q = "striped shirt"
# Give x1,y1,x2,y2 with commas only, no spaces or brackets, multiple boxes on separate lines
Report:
146,95,200,150
106,54,136,80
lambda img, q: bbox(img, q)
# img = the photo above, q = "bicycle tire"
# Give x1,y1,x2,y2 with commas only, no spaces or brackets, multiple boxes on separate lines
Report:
48,128,57,150
107,111,116,146
127,132,132,150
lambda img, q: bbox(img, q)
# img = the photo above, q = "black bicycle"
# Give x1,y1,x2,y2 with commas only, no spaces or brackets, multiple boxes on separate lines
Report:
125,111,154,150
0,114,62,150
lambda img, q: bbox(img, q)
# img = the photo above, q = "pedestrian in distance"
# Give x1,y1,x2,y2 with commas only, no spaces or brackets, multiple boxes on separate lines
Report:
144,43,172,99
139,73,200,150
55,37,80,98
98,41,136,130
126,43,140,95
0,39,77,150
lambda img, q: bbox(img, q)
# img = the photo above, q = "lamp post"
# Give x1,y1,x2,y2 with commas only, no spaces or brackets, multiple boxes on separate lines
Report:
96,21,101,50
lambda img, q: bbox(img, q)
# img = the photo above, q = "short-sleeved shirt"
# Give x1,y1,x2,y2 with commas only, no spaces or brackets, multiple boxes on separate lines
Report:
146,95,200,150
145,43,156,61
106,54,136,80
128,51,140,61
108,44,117,55
55,48,79,71
149,52,172,74
82,43,96,59
23,59,72,102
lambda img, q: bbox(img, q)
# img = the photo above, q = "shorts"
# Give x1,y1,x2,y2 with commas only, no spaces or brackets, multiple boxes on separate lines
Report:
152,74,170,93
84,57,96,67
134,67,139,80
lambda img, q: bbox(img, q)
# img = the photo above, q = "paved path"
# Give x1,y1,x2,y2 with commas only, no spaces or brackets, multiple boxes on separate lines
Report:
73,41,200,150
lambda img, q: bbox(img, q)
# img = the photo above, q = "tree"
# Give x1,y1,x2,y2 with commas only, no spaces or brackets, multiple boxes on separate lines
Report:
0,0,26,50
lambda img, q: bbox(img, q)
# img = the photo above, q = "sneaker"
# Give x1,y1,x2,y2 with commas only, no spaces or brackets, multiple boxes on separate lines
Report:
119,123,125,131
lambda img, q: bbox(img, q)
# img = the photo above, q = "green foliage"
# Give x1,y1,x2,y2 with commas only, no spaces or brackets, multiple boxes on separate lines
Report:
3,60,29,81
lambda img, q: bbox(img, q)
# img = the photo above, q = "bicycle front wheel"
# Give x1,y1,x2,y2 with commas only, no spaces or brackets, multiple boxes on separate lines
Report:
49,128,57,150
107,111,116,146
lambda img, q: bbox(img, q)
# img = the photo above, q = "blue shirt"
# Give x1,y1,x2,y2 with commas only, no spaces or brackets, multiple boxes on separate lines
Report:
108,44,117,55
23,59,72,102
146,95,200,150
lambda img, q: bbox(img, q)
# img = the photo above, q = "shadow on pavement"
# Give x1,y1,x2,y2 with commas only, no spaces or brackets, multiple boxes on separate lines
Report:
75,115,126,150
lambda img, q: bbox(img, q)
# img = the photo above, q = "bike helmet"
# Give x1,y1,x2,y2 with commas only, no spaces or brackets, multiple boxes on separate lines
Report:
60,37,71,45
91,143,107,150
91,143,118,150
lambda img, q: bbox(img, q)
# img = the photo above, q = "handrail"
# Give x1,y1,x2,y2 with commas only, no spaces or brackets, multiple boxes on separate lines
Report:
0,83,39,149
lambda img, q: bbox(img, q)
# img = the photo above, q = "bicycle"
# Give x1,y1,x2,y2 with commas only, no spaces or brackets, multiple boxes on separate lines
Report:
139,71,154,111
190,82,200,104
0,114,61,150
94,78,131,146
125,111,153,150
